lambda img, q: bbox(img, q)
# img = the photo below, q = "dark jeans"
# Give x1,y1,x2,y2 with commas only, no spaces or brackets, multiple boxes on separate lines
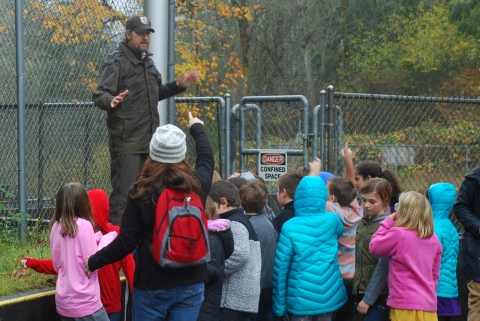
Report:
109,153,147,226
251,288,273,321
353,294,389,321
334,278,354,321
221,308,251,321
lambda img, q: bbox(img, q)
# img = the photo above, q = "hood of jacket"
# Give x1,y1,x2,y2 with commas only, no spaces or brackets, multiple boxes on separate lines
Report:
294,176,328,217
209,219,234,260
88,189,119,235
428,183,457,220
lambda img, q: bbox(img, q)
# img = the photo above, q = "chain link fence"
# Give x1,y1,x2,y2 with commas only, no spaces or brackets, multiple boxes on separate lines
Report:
230,97,308,213
331,93,480,232
1,0,144,228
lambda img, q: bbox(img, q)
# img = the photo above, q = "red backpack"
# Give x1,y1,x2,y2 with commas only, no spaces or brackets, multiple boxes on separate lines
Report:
151,188,210,268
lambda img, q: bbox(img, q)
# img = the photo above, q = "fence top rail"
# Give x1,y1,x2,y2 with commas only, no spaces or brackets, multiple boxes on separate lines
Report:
239,95,308,106
0,102,96,109
349,143,480,148
334,92,480,104
175,96,225,105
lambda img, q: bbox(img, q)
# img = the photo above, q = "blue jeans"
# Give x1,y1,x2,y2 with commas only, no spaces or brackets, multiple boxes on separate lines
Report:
107,312,120,321
60,307,110,321
363,306,389,321
133,283,204,321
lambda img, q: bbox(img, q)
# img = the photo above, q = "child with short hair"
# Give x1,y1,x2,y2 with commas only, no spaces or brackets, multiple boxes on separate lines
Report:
49,183,109,321
197,196,235,321
209,180,262,321
325,177,362,321
239,180,278,321
353,178,391,321
425,183,461,320
273,158,346,321
273,173,303,232
370,191,443,321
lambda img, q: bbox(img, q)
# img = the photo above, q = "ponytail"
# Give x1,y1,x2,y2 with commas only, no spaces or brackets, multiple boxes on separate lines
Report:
380,169,402,205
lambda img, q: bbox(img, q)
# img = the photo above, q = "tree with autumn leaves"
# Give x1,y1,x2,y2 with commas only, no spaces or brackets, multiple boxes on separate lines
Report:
0,0,478,105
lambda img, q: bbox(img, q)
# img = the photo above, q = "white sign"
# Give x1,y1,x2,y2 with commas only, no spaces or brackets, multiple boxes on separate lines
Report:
258,150,287,181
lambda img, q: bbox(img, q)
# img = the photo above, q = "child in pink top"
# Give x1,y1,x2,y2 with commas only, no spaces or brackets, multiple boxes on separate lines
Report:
49,182,109,321
369,191,443,321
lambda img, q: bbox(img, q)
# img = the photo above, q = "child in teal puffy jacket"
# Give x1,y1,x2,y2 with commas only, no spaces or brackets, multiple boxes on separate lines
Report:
273,158,347,321
426,183,461,320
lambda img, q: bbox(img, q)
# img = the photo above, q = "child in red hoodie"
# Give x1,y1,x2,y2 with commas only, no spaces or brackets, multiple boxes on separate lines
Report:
21,189,135,321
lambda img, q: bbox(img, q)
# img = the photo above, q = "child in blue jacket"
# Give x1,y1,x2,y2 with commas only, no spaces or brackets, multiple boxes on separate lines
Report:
426,183,461,320
273,158,347,321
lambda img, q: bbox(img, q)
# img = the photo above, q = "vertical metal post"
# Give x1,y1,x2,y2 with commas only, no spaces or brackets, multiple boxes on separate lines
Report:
218,99,226,180
84,109,91,189
334,106,344,176
466,146,469,173
37,104,44,219
302,97,309,168
320,90,326,165
224,94,231,178
327,85,335,172
16,0,27,239
166,0,176,124
239,104,245,172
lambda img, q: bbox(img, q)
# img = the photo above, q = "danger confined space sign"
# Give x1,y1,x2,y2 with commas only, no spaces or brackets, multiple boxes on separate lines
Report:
258,150,287,182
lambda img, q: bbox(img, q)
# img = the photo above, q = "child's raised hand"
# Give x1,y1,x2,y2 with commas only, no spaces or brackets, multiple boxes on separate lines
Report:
20,259,27,269
342,142,353,162
188,111,204,128
308,157,322,176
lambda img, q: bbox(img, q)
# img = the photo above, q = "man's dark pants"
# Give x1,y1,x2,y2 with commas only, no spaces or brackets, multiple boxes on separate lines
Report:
109,153,148,226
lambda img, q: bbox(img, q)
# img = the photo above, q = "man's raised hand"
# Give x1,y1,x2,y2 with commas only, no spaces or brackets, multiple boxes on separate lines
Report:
110,90,129,108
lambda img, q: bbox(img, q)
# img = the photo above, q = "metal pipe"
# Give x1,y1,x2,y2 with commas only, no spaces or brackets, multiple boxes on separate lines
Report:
224,94,231,178
333,92,480,103
334,105,343,176
231,104,262,172
37,104,44,220
327,86,335,172
238,96,309,169
175,97,225,176
320,90,326,164
84,110,91,188
15,0,27,239
312,105,320,159
167,0,176,124
144,0,169,125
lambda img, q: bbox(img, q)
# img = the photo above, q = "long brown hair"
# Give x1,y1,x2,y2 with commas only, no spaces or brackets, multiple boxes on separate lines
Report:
129,156,202,202
49,182,96,237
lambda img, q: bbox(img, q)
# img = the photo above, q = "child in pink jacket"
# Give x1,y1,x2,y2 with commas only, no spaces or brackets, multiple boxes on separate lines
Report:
49,183,109,321
369,191,443,321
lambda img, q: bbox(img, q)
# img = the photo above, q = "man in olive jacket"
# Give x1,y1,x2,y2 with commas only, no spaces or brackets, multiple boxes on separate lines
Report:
454,166,480,320
93,15,200,225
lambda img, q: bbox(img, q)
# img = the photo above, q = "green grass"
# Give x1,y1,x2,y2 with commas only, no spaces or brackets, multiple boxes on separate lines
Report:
0,224,57,297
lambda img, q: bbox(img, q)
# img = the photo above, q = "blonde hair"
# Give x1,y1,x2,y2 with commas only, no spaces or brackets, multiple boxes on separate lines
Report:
212,170,222,185
205,196,218,220
395,191,434,238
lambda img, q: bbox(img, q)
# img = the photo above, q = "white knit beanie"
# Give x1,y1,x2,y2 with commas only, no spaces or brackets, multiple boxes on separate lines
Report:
149,124,187,163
